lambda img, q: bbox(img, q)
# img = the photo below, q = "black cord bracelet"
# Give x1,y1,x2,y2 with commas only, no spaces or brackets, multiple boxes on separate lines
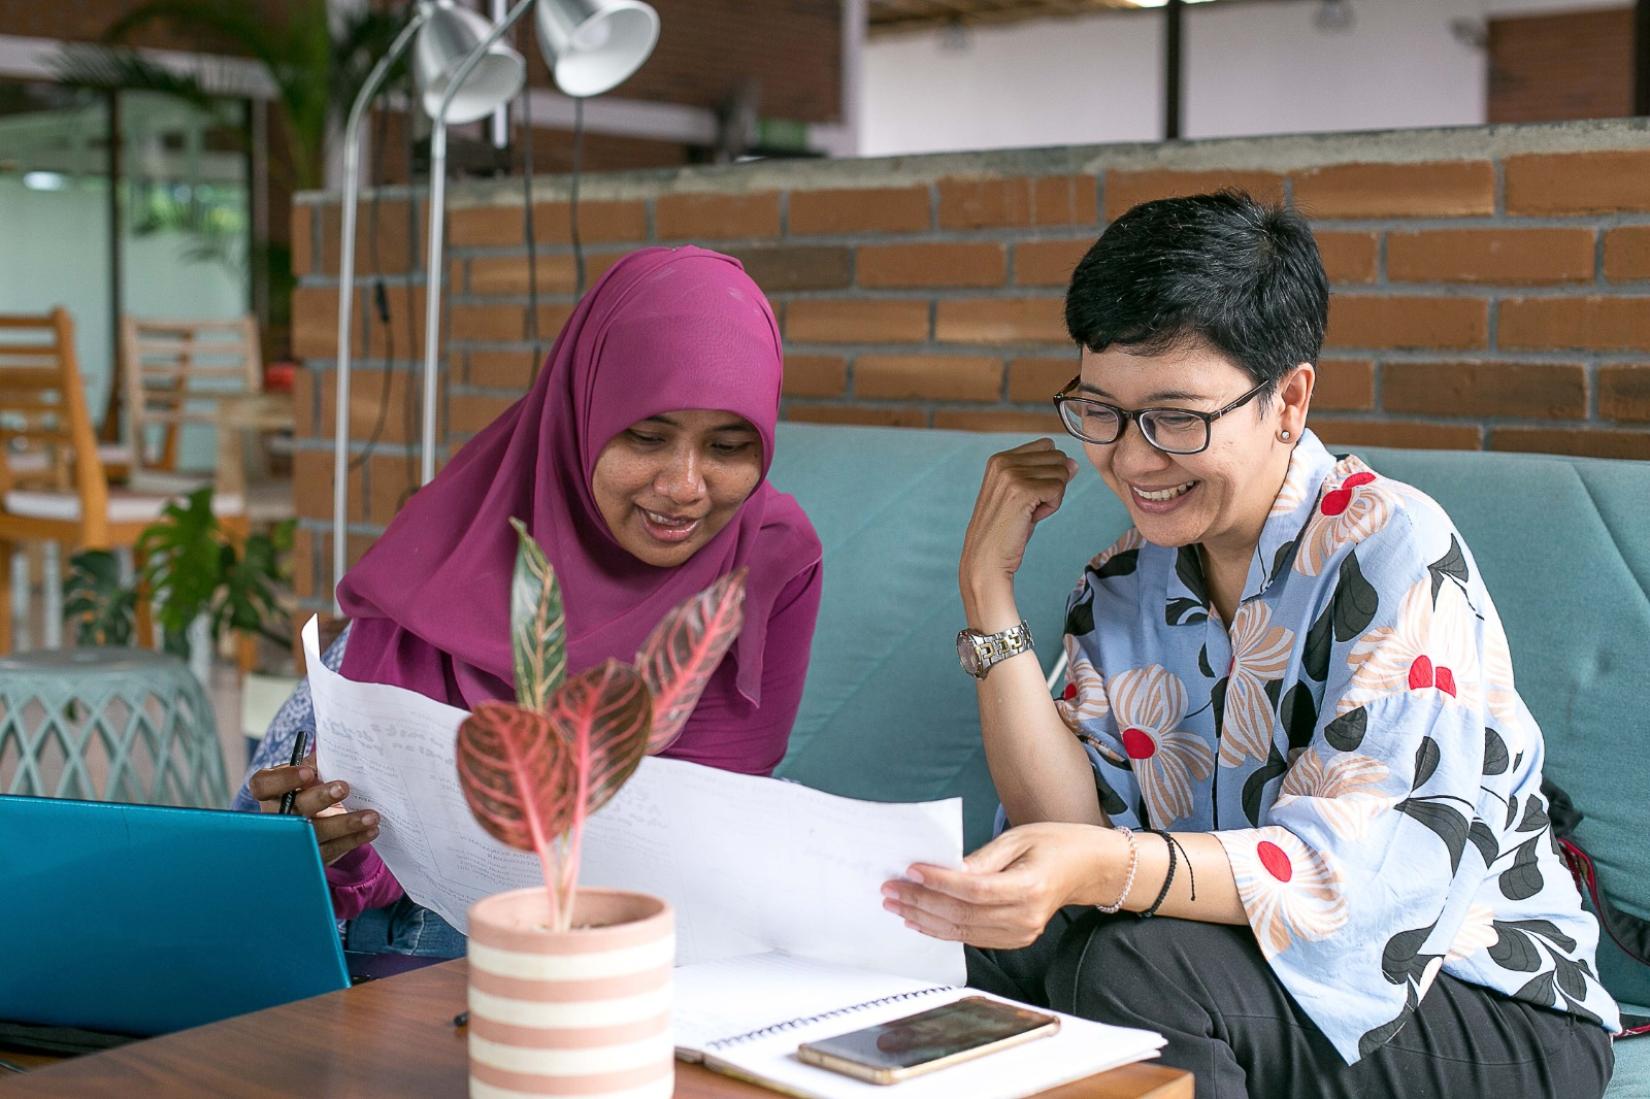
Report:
1165,832,1197,901
1138,829,1177,918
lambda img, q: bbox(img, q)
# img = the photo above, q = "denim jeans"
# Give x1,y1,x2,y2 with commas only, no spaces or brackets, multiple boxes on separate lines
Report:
342,897,467,959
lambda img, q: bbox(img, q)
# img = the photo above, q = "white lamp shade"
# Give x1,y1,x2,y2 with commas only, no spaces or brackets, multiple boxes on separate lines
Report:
414,1,528,124
536,0,660,99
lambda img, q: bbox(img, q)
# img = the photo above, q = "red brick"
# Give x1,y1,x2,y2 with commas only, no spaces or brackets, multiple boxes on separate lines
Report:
1313,359,1374,411
855,356,1002,401
1599,364,1650,423
291,203,313,279
1382,361,1587,419
1386,229,1595,285
318,198,426,276
1014,239,1094,287
1499,297,1650,352
1603,227,1650,281
365,452,423,527
933,409,1063,434
783,404,928,428
311,530,383,608
292,365,321,440
786,300,929,344
1102,170,1285,221
468,349,541,390
1315,232,1378,285
1490,427,1650,460
449,200,646,247
938,175,1097,230
655,192,781,240
320,367,419,444
466,254,579,296
1007,357,1079,402
1505,151,1650,215
1293,161,1496,218
291,284,426,362
725,245,853,292
1324,295,1489,350
449,303,526,343
782,355,847,398
788,186,932,236
291,449,368,525
858,243,1006,289
534,304,576,342
935,298,1068,345
448,392,519,440
1311,419,1484,450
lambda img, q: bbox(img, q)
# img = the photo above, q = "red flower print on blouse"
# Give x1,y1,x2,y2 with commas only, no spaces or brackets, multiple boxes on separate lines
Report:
1108,665,1213,827
1338,577,1481,718
1219,826,1349,957
1295,458,1402,577
1056,635,1111,734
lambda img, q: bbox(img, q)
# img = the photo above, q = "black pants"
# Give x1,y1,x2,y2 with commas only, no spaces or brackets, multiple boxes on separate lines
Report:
967,910,1614,1099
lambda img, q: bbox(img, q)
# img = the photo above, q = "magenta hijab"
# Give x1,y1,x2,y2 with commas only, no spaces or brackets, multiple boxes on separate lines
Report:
336,246,817,711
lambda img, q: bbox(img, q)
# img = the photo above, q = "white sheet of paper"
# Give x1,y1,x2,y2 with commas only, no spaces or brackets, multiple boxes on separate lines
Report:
302,617,965,985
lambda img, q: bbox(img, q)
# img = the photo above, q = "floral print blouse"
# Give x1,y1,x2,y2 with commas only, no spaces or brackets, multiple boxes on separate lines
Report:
1057,429,1621,1064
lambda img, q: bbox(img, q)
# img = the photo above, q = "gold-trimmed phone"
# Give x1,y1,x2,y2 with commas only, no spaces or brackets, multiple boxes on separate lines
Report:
795,996,1060,1085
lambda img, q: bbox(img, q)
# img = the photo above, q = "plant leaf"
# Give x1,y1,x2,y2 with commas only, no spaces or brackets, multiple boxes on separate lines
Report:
455,700,577,854
1413,736,1441,790
1488,924,1541,972
1332,551,1380,642
1324,706,1368,751
1483,727,1509,776
1499,838,1545,901
1395,796,1468,873
637,570,748,754
507,518,566,712
548,660,653,816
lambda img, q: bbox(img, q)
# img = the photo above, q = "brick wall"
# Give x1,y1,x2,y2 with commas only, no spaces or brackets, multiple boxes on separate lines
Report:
286,119,1650,615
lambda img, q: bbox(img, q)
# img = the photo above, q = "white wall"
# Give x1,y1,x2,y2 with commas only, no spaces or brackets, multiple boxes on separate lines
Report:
862,0,1624,156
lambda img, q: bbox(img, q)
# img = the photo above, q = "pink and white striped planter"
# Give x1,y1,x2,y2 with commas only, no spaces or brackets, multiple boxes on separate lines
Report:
467,888,675,1099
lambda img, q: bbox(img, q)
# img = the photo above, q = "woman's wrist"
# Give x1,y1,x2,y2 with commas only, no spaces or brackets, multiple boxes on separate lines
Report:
1065,825,1130,908
960,570,1020,633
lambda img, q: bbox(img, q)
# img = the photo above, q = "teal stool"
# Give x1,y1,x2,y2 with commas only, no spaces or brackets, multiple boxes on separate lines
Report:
0,648,228,808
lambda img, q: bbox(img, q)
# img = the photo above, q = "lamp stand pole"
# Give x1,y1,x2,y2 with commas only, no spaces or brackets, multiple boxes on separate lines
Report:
333,13,428,612
421,0,540,486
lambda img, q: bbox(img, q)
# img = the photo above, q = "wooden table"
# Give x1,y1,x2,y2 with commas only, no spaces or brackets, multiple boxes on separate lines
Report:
212,390,294,499
0,961,1191,1098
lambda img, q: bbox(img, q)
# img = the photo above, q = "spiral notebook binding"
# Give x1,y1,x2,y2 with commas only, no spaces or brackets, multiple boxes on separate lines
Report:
704,986,954,1051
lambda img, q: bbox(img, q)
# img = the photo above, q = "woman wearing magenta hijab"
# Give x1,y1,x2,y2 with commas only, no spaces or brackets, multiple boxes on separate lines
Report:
236,246,823,957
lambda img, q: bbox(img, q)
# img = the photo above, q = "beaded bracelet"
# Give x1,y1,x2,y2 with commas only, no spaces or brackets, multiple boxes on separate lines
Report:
1138,830,1177,919
1095,826,1138,914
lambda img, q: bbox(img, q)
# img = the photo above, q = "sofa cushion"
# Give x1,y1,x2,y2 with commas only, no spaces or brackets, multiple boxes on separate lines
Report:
768,424,1650,1011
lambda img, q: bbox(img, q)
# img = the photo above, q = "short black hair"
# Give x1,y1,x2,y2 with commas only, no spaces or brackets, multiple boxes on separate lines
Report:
1064,191,1328,395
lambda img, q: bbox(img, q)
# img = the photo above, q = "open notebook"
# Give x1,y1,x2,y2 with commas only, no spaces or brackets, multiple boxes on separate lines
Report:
675,953,1165,1099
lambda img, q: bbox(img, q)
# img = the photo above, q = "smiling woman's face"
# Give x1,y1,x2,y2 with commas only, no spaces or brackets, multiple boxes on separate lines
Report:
1077,341,1311,560
590,409,763,568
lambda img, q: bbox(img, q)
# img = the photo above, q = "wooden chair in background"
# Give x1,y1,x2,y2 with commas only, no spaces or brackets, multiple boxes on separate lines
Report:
0,308,242,655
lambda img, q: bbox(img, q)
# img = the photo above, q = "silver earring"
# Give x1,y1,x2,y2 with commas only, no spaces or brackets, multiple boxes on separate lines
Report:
1279,429,1292,441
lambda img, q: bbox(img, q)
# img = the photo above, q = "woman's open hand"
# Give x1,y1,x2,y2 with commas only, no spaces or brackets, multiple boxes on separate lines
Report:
959,439,1079,601
882,822,1123,950
248,755,380,865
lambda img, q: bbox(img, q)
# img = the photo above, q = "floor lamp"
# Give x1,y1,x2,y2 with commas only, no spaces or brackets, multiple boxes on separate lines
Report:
332,2,525,611
418,0,661,486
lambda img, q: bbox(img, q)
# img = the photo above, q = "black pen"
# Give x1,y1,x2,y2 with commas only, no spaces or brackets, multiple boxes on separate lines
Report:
279,729,310,815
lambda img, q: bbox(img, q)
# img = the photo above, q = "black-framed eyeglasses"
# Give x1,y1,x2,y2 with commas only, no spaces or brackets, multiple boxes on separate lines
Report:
1051,376,1269,456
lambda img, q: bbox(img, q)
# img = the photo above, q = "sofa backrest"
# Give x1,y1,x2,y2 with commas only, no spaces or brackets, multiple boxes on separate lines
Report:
768,423,1650,1006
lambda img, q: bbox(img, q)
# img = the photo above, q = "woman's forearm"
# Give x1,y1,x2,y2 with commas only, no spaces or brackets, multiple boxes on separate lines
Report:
965,578,1102,827
1072,827,1245,924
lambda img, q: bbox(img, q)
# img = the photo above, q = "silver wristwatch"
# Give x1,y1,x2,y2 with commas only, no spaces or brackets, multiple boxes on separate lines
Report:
956,620,1034,679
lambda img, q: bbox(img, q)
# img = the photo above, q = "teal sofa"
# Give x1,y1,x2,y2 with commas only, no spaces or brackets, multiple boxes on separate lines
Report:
767,423,1649,1096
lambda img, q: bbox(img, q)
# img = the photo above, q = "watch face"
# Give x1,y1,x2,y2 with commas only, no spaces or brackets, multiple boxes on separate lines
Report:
956,631,983,676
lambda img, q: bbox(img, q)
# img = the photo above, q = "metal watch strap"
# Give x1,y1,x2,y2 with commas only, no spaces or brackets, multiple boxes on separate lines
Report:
965,620,1033,677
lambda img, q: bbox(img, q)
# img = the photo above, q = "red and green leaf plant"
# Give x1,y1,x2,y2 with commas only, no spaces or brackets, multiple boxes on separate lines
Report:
455,518,747,930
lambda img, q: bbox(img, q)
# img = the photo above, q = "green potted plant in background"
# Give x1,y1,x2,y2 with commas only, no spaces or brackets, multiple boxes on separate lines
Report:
457,519,745,1098
64,486,294,683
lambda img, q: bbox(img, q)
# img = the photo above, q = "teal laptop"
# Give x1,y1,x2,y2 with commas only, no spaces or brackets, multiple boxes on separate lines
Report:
0,795,352,1036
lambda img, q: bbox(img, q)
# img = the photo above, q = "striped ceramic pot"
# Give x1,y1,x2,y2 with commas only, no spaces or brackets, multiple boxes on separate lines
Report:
467,887,675,1099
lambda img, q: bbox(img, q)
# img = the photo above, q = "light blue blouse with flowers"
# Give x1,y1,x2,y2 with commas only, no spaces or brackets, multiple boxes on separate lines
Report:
1055,428,1620,1064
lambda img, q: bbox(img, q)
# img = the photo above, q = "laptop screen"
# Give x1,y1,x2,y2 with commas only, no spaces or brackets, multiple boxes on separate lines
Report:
0,795,350,1036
